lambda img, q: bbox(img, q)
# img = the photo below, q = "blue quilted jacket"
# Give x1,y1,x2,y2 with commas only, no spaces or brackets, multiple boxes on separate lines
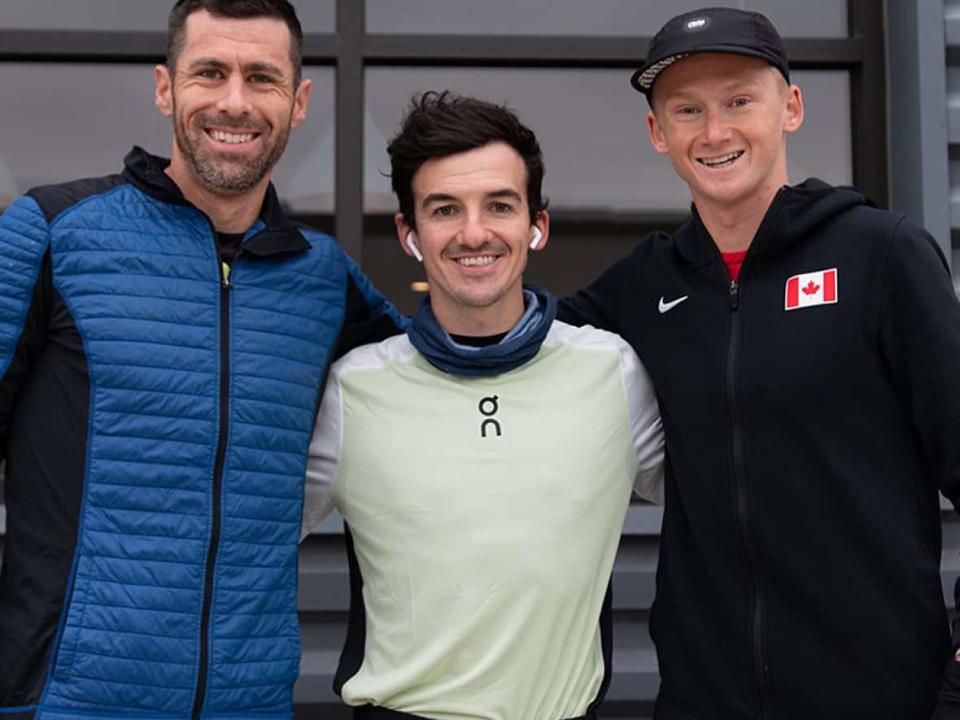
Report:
0,147,404,719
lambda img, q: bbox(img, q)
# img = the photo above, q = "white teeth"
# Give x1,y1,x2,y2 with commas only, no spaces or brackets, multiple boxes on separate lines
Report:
700,150,743,168
211,130,254,144
457,255,497,267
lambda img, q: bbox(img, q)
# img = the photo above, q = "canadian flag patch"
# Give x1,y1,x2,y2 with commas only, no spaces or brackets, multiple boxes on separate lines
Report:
784,268,838,311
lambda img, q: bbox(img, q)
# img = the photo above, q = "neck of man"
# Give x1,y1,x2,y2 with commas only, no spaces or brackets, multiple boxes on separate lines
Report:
165,157,270,234
431,288,526,338
693,172,790,254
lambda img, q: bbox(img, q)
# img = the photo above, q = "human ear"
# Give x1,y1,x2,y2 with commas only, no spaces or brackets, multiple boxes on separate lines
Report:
154,64,174,117
646,110,670,155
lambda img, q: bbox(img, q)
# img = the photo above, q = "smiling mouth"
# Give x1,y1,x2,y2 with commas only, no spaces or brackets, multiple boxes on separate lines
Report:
456,255,498,267
697,150,744,169
207,129,258,145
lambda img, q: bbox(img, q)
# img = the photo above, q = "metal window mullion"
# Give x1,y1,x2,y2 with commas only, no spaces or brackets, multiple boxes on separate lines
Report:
334,0,365,263
359,34,859,68
0,29,338,63
0,29,165,62
847,0,889,208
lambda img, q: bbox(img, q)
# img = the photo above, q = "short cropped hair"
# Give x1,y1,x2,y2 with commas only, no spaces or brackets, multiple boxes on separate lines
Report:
166,0,304,85
387,91,547,227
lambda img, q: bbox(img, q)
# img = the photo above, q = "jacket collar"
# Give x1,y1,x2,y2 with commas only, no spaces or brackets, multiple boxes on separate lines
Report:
120,146,310,257
673,179,865,267
673,186,790,268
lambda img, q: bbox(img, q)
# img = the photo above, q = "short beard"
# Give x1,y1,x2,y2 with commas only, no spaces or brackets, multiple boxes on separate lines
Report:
172,102,292,196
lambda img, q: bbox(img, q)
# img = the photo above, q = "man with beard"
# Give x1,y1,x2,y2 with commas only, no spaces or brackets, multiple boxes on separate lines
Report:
0,2,402,719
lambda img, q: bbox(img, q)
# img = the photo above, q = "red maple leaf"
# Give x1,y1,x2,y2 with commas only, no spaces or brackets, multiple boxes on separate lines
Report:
802,280,821,296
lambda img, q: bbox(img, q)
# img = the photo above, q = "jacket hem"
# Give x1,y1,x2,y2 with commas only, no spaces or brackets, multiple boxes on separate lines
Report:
354,705,596,720
0,706,35,720
23,706,290,720
654,696,744,720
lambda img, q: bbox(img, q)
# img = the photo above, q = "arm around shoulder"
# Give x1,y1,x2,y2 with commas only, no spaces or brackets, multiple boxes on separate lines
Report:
332,257,408,360
557,243,641,333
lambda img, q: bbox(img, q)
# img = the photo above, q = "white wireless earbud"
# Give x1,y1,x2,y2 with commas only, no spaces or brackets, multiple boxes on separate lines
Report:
405,231,423,262
529,227,543,250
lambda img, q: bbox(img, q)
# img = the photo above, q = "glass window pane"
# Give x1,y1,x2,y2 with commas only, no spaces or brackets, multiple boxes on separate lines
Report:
294,2,337,33
0,0,335,32
364,68,852,215
0,0,166,31
0,64,334,213
790,71,852,187
366,0,845,37
745,0,847,37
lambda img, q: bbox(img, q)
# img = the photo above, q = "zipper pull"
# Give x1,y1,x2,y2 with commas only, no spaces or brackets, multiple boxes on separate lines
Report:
729,280,739,310
221,261,232,289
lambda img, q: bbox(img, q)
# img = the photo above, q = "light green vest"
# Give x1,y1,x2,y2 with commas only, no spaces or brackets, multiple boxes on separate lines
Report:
304,321,663,720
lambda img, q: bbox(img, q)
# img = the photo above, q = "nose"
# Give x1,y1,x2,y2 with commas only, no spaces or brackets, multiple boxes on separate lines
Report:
702,108,731,145
215,74,252,116
459,211,490,246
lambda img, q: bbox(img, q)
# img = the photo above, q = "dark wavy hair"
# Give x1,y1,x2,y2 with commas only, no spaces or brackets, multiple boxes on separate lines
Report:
387,91,547,227
166,0,303,85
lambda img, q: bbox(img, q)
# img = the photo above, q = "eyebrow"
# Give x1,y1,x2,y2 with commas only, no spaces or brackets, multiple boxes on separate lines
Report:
485,189,523,203
244,61,286,78
421,192,458,209
186,57,287,78
421,188,522,209
664,78,763,103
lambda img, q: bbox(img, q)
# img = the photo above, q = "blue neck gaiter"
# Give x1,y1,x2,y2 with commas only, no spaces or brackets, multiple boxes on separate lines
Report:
407,286,557,377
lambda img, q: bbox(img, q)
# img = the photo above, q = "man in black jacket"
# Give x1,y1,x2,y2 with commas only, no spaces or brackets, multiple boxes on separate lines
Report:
560,7,960,720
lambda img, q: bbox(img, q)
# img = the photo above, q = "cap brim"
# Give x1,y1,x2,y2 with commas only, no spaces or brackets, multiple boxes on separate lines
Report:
631,45,785,96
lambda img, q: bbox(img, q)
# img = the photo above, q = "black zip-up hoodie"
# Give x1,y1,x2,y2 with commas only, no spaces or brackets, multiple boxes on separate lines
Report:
560,179,960,720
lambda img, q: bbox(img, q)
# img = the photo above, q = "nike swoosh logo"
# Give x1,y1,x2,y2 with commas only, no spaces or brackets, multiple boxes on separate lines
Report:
658,295,689,314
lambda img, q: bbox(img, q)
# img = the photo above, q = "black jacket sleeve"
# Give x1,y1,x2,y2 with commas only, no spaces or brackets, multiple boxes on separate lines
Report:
332,257,407,361
876,219,960,504
556,246,635,333
875,220,960,717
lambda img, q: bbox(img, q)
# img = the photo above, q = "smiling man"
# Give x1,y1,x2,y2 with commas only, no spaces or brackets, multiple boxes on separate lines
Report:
0,2,402,719
301,91,663,720
560,7,960,720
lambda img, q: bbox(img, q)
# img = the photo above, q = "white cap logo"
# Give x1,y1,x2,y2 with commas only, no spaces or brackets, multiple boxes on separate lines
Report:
684,17,710,32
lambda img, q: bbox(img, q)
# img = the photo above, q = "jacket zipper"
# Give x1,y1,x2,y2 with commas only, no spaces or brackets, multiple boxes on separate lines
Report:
726,278,769,720
191,253,233,720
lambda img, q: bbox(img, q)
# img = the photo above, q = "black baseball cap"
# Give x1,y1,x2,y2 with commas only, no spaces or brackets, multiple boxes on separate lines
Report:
631,7,790,100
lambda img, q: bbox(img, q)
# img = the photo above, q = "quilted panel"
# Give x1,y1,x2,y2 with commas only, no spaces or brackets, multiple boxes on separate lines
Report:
42,185,217,714
0,196,49,378
203,240,347,714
